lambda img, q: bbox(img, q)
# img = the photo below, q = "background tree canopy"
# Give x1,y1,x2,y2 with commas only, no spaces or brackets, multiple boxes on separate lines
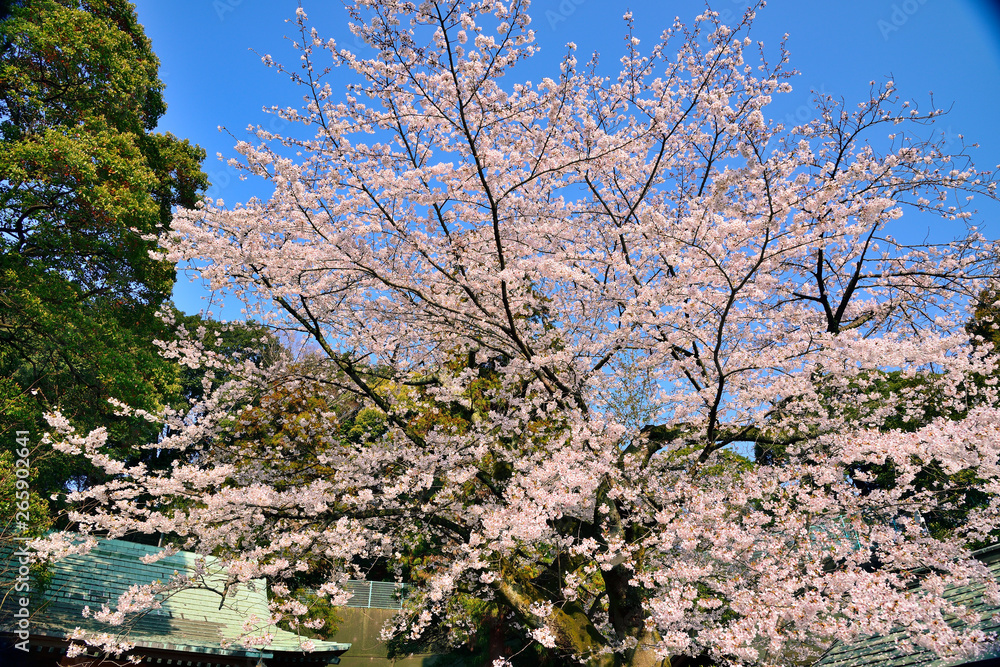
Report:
0,0,207,534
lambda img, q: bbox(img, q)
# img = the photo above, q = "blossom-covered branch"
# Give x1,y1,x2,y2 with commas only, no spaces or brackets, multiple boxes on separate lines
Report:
39,2,1000,666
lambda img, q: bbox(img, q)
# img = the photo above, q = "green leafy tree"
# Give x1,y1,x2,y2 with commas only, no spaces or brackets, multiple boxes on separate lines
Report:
0,0,207,539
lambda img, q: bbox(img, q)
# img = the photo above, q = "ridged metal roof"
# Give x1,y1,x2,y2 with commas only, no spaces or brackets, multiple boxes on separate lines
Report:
0,538,350,662
813,545,1000,667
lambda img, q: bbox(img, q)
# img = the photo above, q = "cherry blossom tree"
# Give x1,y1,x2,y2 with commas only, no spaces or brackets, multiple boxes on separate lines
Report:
39,2,1000,666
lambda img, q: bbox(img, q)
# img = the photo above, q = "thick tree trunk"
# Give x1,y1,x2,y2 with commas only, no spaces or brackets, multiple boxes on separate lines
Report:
603,564,669,667
493,558,672,667
495,558,617,667
486,606,508,665
624,645,671,667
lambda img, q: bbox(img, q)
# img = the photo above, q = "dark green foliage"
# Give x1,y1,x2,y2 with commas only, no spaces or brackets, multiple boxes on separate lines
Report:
0,0,22,21
0,0,207,537
754,301,1000,547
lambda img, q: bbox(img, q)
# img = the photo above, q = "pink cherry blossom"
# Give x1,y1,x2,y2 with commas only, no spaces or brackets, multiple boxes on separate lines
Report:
41,2,1000,665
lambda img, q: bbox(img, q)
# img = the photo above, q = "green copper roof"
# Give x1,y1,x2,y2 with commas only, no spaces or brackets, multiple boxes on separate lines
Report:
0,537,350,662
813,546,1000,667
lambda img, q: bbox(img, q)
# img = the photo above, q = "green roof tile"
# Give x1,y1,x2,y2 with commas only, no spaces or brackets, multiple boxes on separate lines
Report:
813,546,1000,667
0,538,350,662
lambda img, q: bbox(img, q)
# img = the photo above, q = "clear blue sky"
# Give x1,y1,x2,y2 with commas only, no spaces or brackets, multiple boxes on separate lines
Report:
129,0,1000,318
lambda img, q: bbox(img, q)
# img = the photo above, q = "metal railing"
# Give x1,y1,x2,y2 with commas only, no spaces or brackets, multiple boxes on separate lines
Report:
341,580,407,610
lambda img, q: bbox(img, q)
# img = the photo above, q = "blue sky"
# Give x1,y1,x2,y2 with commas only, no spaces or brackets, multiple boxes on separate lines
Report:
129,0,1000,317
